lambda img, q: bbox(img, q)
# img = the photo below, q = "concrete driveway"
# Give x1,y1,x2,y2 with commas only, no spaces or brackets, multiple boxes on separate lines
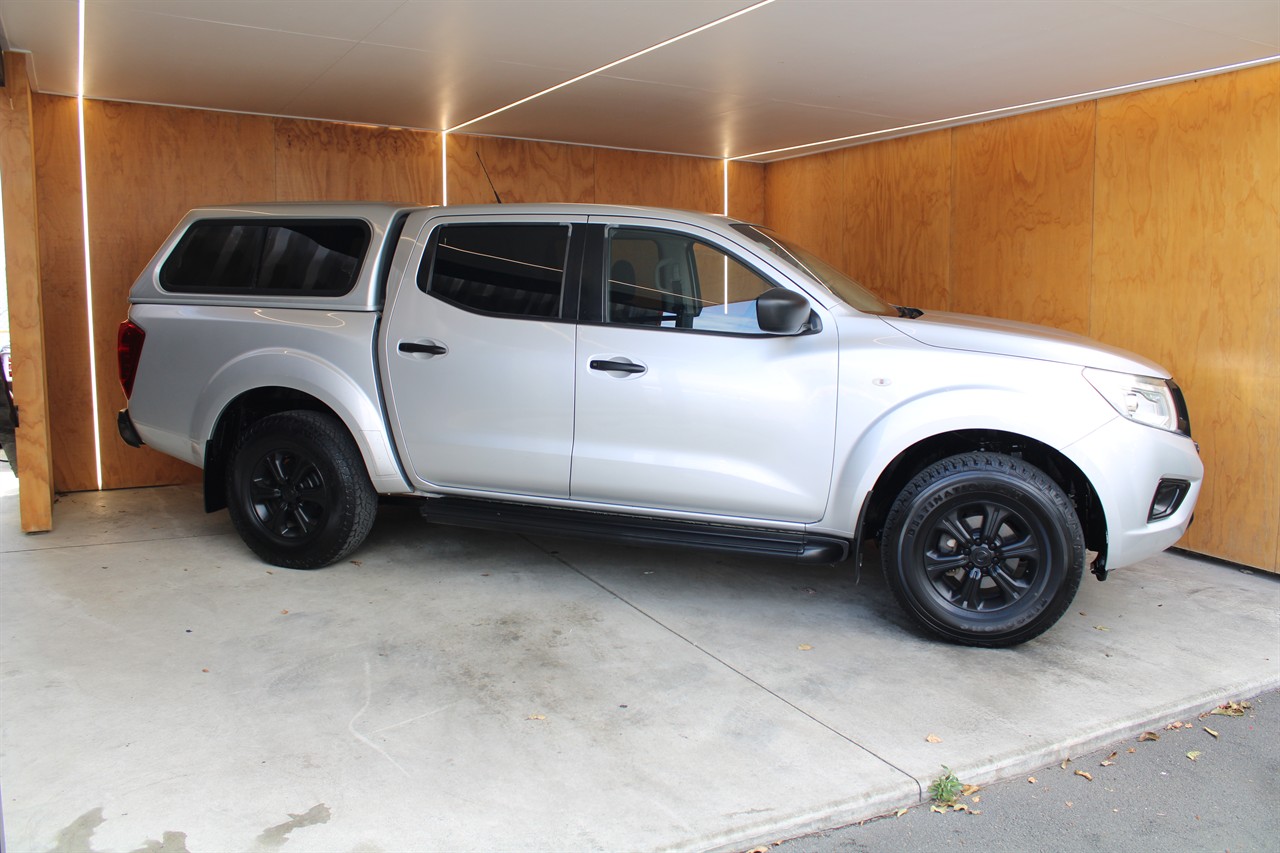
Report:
2,478,1277,852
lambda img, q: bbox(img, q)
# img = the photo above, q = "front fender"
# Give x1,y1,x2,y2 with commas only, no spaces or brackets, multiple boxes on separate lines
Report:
820,375,1114,536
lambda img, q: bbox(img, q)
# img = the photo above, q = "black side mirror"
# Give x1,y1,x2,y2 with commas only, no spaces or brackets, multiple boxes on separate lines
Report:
756,288,812,335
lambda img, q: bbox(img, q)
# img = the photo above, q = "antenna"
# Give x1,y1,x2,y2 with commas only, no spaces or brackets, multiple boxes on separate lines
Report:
476,152,504,204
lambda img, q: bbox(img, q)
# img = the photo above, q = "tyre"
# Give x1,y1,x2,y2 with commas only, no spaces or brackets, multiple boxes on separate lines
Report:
225,410,377,569
881,452,1084,647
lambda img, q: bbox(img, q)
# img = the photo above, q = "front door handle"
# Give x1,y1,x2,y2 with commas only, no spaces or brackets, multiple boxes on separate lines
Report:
399,341,448,356
589,358,646,375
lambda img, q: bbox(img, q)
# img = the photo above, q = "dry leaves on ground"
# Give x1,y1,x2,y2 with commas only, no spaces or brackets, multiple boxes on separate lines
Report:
1204,700,1252,718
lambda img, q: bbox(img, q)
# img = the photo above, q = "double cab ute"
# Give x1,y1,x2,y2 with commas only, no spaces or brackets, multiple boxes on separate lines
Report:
117,202,1203,646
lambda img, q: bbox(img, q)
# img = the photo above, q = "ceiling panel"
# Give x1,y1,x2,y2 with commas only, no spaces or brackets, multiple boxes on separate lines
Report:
1,0,1276,162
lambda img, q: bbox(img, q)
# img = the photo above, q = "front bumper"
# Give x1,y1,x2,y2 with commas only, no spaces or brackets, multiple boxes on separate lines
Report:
1065,416,1203,571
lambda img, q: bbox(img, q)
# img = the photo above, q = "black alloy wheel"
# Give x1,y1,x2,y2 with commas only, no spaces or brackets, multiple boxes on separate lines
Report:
881,452,1085,647
226,410,376,569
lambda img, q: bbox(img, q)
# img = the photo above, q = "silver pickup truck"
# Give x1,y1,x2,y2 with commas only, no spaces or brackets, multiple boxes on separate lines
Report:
117,202,1202,646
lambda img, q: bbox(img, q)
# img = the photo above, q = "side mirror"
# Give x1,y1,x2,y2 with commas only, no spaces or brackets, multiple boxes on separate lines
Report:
756,288,812,335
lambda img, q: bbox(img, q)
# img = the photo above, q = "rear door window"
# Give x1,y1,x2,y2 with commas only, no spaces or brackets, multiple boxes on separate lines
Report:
160,219,369,295
417,223,571,319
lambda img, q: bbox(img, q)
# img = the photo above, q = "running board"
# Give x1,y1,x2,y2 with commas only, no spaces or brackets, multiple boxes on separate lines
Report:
419,498,850,564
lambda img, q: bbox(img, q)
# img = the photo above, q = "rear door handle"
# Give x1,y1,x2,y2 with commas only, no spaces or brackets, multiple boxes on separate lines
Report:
399,341,448,356
589,358,646,375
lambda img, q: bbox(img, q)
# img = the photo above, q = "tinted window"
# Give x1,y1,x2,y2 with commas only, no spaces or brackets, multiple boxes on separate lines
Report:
606,227,776,333
160,220,369,295
419,224,569,319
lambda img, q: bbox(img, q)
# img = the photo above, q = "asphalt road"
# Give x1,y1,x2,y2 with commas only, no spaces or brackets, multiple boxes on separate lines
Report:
768,688,1279,853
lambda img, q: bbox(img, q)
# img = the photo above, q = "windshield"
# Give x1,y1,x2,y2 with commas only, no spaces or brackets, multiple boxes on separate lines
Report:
731,224,898,317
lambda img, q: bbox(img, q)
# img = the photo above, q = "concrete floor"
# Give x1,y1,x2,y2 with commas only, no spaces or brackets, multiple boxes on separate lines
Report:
1,474,1277,853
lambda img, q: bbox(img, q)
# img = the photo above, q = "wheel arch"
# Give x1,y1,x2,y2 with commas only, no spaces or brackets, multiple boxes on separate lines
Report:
857,429,1107,566
194,349,411,512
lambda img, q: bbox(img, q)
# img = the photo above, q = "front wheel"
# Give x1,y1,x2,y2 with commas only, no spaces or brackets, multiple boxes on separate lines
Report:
881,452,1085,647
226,411,377,569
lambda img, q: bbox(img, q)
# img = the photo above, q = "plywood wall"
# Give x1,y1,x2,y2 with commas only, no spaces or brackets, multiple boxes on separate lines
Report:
25,105,731,499
447,135,595,205
1092,64,1279,569
30,100,445,493
0,53,54,531
763,63,1280,572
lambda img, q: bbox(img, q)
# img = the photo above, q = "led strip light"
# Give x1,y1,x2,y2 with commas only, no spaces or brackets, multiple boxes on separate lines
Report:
78,0,103,490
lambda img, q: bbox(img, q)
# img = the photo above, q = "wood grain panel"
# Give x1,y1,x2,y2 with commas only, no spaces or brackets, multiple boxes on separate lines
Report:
448,134,594,205
274,119,440,204
1,53,54,530
30,93,93,494
951,103,1095,334
592,148,721,213
842,130,952,310
1093,63,1279,571
727,160,765,223
83,100,277,489
762,149,845,264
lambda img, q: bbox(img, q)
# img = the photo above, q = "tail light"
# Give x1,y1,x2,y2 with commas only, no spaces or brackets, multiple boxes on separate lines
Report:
117,319,145,399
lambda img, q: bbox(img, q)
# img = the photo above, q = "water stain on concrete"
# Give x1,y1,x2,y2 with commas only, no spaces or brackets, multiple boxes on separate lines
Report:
46,809,189,853
253,803,332,851
128,831,191,853
47,807,106,853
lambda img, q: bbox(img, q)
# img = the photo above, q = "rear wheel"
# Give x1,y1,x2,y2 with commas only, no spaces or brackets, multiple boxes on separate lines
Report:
881,452,1084,647
226,411,376,569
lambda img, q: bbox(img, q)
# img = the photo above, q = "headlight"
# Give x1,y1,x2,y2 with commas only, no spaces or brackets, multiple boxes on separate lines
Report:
1084,369,1189,435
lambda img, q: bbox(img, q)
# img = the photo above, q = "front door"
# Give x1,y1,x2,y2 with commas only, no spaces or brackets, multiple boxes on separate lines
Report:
570,219,839,522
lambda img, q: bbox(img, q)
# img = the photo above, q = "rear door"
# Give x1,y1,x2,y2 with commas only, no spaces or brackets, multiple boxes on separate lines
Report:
381,214,585,497
570,218,839,522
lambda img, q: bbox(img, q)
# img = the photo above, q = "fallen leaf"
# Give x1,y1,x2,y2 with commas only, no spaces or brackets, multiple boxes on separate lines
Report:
1093,625,1110,631
926,734,943,743
1204,727,1219,739
1060,757,1071,770
746,848,769,853
1027,777,1037,784
201,668,209,673
527,714,547,721
1074,770,1093,781
1186,751,1202,761
350,560,363,567
894,808,909,818
930,804,949,814
1209,700,1251,717
971,795,981,804
1100,760,1115,767
1127,747,1137,754
798,644,813,651
1165,721,1185,730
1138,731,1160,742
1065,801,1074,808
960,784,981,796
280,609,289,615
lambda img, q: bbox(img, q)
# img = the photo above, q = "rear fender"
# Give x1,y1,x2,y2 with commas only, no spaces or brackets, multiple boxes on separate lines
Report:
194,348,410,494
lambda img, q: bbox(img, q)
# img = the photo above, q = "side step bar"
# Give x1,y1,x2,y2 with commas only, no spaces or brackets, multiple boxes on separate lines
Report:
419,497,851,564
